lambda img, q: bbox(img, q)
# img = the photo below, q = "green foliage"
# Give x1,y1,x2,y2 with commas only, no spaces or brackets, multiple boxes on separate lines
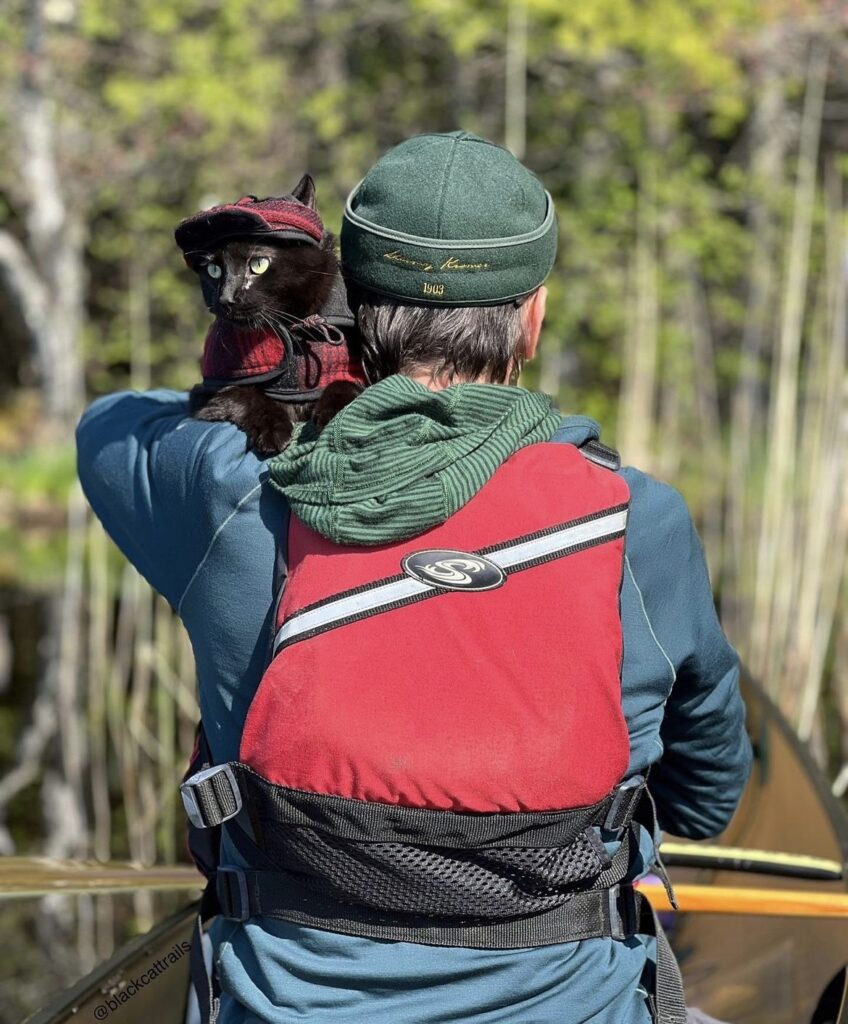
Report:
0,445,76,505
0,445,76,588
0,0,828,531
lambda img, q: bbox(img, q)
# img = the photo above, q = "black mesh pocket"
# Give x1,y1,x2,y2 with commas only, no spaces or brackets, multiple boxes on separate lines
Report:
255,821,611,920
472,831,611,895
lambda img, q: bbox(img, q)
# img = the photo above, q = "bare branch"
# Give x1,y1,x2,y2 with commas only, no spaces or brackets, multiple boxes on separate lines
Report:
0,228,48,347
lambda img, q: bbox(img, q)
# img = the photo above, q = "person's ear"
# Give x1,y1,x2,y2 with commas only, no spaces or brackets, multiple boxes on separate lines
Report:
522,285,547,362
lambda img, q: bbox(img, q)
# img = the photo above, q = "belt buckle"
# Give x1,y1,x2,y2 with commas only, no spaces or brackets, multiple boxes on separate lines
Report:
607,883,637,940
217,866,250,922
603,775,645,832
180,763,242,829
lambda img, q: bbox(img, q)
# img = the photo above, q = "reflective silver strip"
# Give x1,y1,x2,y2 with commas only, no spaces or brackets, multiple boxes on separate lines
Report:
488,508,628,572
274,508,628,654
274,576,431,653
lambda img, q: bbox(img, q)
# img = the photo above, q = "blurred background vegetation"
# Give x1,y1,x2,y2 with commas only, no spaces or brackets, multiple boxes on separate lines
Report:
0,0,846,1018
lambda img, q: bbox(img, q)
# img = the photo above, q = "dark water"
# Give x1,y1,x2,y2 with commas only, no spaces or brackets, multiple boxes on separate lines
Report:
0,582,197,1021
1,890,191,1024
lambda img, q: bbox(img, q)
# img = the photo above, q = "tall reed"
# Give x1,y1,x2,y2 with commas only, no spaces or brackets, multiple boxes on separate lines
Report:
612,40,847,778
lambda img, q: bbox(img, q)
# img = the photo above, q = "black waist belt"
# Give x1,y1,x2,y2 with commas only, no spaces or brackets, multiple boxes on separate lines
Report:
184,762,649,936
181,764,686,1024
215,865,641,945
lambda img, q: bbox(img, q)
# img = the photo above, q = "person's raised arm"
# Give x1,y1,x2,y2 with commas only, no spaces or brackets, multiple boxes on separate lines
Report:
623,470,753,839
76,389,266,612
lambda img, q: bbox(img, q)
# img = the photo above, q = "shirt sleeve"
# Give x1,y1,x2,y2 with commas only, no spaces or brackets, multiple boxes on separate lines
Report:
75,389,267,611
623,469,753,839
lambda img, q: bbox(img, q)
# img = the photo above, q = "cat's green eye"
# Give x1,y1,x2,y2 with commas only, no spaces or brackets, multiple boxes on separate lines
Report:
249,256,271,275
206,263,222,279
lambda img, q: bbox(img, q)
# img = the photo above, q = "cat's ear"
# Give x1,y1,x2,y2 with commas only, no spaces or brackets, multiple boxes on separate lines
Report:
290,174,316,209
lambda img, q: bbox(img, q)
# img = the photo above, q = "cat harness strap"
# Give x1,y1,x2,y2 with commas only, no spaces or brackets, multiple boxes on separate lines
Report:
194,273,367,401
181,437,685,1024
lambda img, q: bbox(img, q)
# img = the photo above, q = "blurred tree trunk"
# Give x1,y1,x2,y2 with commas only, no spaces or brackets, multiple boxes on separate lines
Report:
617,157,659,470
504,0,527,159
724,32,787,640
0,0,84,431
749,39,829,693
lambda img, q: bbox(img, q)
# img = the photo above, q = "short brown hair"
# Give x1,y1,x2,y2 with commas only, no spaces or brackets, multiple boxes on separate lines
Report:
353,291,529,385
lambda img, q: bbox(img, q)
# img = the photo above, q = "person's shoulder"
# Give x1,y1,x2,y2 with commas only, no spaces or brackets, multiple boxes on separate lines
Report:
548,418,692,532
77,389,187,425
77,389,201,459
619,465,692,531
617,465,703,586
77,387,271,510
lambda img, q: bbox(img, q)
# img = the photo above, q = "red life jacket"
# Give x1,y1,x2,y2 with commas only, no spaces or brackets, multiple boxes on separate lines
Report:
181,436,687,1024
241,440,630,814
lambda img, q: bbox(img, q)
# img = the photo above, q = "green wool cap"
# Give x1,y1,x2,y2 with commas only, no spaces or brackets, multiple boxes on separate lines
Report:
341,131,557,306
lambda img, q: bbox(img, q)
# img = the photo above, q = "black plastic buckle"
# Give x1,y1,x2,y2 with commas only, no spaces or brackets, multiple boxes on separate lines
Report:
603,775,645,832
217,866,250,922
180,764,242,830
579,439,621,472
607,883,638,941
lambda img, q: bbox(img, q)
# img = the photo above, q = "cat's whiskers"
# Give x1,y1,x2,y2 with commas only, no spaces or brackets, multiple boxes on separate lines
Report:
262,305,301,325
263,306,330,342
257,311,279,337
290,267,341,278
262,312,302,347
258,312,298,350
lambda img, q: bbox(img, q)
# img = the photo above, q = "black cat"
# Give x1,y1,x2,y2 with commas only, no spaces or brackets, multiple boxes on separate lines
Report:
176,176,365,455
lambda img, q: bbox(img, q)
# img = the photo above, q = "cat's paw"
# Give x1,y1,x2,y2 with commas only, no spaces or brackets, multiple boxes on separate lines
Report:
191,385,294,455
193,390,233,421
246,416,295,456
311,381,363,429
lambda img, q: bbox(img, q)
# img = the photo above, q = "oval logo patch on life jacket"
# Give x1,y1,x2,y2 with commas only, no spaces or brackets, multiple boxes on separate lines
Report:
401,549,507,592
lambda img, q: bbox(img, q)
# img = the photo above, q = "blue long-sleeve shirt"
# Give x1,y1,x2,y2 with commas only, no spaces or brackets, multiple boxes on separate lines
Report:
76,389,751,1024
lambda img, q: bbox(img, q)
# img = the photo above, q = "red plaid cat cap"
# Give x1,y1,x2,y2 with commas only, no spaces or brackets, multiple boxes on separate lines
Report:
175,193,325,253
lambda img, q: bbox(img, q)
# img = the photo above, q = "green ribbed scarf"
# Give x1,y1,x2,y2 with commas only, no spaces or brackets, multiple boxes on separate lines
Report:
267,374,561,545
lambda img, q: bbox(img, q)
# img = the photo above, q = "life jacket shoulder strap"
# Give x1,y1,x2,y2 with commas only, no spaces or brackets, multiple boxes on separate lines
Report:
578,437,621,471
550,420,621,471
